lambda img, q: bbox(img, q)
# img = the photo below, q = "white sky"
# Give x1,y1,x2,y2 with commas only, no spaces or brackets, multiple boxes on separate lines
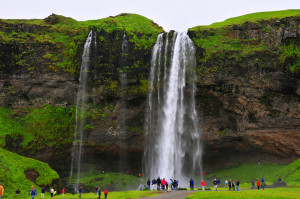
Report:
1,0,299,31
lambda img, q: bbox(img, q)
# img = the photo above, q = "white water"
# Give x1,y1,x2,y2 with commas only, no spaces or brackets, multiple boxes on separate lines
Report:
120,31,128,130
145,32,202,187
70,30,94,188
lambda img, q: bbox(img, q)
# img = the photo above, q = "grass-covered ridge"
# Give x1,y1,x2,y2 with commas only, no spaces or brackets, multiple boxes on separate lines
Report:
0,147,59,198
190,9,300,30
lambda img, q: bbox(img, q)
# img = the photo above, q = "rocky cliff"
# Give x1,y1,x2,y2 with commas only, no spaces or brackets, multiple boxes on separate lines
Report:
0,11,299,175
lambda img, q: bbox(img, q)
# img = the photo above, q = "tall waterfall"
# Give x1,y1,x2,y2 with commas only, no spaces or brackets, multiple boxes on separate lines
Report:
120,31,128,130
70,30,94,188
144,32,203,187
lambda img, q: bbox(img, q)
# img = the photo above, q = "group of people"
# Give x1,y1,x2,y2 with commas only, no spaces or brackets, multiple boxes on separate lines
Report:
147,178,179,191
94,186,109,199
251,178,267,190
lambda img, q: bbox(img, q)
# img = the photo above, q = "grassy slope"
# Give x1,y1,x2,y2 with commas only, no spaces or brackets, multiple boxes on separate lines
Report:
0,147,59,198
186,187,300,199
203,159,300,187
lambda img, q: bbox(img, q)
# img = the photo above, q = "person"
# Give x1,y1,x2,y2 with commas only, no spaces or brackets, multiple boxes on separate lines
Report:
41,186,45,198
228,179,232,191
261,178,265,183
157,177,161,190
161,178,166,190
201,180,205,191
236,179,240,191
79,187,82,198
147,179,151,190
152,178,157,190
97,188,101,199
15,188,20,195
190,178,194,190
232,180,235,191
261,181,266,190
225,179,228,188
167,180,172,192
0,183,4,199
62,188,65,197
278,177,282,183
50,187,54,198
251,179,255,189
257,180,261,190
104,189,108,199
95,186,98,195
175,179,179,190
28,185,37,199
217,179,221,186
213,179,218,191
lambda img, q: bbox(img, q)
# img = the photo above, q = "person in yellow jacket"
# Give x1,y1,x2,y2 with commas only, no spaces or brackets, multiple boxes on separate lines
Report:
0,183,4,198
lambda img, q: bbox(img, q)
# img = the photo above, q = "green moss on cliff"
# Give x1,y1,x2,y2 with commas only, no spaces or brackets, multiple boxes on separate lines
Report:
0,147,59,198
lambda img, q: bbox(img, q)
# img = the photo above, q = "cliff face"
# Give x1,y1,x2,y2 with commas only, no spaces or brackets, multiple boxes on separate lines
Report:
0,12,300,175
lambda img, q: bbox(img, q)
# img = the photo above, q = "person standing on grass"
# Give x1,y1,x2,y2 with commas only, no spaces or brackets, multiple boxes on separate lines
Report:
95,186,98,195
213,179,218,191
78,187,82,198
236,179,240,191
232,180,235,191
257,180,261,190
41,186,45,198
0,183,4,199
201,180,205,191
261,181,266,190
50,187,54,198
104,189,108,199
190,178,194,190
225,179,228,188
228,179,232,191
97,188,101,199
62,188,65,197
28,185,37,199
251,179,255,189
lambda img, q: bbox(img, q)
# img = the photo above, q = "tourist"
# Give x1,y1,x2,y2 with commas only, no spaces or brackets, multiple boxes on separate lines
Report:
175,179,179,190
41,186,45,198
28,185,37,199
157,177,161,190
104,189,108,199
236,179,240,191
161,178,166,190
213,179,218,191
201,180,205,191
79,187,82,198
167,180,172,192
257,180,261,190
97,188,101,199
190,178,194,190
50,187,54,198
15,188,20,195
95,186,98,195
217,179,221,186
225,179,228,188
0,183,4,199
251,179,255,189
228,179,232,191
278,177,282,183
147,179,151,190
152,178,157,190
232,180,235,191
261,181,266,190
62,187,65,197
261,178,265,183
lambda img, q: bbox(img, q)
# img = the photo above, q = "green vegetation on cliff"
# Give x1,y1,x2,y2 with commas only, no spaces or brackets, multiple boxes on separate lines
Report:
0,147,59,198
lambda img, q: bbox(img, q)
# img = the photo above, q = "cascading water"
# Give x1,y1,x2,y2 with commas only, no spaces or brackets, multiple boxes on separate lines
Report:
120,31,128,130
144,31,203,187
70,30,94,188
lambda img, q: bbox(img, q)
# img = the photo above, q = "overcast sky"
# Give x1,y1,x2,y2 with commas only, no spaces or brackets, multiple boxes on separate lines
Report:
1,0,299,31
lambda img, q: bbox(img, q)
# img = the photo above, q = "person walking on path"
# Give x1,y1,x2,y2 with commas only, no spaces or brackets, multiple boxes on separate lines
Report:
41,186,45,198
213,179,218,191
161,178,166,190
251,179,255,189
190,178,194,190
28,185,37,199
0,183,4,199
236,179,240,191
78,187,82,198
97,188,101,199
50,187,54,198
261,181,266,190
201,180,205,191
257,180,261,190
62,188,65,197
104,189,108,199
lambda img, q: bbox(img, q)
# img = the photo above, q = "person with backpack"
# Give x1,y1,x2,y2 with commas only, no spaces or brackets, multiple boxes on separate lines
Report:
201,180,205,191
190,178,194,190
236,179,240,191
28,185,37,199
213,179,218,191
104,189,108,199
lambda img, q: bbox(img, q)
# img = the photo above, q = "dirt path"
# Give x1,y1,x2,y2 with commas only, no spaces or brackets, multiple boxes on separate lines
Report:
146,191,193,199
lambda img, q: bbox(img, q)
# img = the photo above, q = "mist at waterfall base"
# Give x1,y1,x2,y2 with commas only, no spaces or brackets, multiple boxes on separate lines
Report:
144,31,203,188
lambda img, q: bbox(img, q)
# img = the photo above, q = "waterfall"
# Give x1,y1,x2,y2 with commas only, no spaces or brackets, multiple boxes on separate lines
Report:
120,30,128,130
145,32,202,187
70,30,94,188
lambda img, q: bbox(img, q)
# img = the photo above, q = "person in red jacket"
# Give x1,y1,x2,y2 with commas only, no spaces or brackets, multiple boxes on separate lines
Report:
257,180,261,190
62,188,65,197
161,178,166,190
104,189,108,199
201,180,205,191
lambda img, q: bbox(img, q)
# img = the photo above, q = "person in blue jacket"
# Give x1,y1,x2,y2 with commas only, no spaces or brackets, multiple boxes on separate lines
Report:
261,178,265,183
28,185,37,199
